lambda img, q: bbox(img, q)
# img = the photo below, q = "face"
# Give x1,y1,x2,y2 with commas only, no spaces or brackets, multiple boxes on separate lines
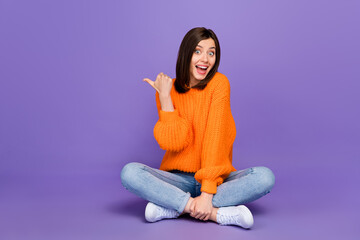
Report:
189,38,216,88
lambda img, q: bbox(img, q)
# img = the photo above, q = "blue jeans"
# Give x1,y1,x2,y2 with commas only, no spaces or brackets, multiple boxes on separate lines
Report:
120,162,275,214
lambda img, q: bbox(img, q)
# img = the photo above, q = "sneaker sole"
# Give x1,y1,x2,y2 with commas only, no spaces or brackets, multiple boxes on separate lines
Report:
237,205,254,229
145,202,157,222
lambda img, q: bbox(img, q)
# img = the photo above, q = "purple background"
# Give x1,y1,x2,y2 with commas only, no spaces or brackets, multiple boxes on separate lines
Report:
1,0,359,239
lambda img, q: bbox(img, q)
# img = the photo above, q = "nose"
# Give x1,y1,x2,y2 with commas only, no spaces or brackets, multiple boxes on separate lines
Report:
200,52,208,62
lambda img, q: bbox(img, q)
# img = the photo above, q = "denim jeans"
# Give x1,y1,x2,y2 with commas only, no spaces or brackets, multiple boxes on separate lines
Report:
120,162,275,214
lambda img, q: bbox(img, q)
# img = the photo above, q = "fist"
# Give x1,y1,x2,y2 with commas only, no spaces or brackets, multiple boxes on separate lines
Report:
143,72,173,97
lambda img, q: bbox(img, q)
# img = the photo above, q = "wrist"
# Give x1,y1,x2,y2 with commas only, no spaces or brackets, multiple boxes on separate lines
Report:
159,94,174,112
159,93,171,99
200,192,214,199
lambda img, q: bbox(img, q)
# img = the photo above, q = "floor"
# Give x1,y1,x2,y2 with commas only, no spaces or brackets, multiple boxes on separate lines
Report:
1,156,359,240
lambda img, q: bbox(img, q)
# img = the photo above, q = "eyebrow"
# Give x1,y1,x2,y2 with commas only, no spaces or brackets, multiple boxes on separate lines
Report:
196,45,216,49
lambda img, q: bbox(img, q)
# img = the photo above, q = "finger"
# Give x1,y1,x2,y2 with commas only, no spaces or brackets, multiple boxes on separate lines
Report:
164,74,171,80
190,209,195,217
190,208,197,217
143,78,160,92
194,211,203,219
161,72,171,81
189,203,195,213
191,204,198,217
155,73,162,83
160,72,166,81
143,78,157,90
143,78,153,84
157,72,164,79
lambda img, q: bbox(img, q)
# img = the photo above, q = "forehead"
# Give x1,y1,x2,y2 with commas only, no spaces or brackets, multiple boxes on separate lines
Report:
197,38,215,48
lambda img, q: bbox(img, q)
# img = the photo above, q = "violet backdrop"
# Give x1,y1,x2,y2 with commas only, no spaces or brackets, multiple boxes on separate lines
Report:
0,0,359,239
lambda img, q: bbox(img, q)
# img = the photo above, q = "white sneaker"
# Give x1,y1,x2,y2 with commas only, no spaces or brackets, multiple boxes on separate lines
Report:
217,205,254,229
145,202,180,222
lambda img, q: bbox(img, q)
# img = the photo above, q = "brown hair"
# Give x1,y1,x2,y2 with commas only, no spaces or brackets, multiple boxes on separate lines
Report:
174,27,221,93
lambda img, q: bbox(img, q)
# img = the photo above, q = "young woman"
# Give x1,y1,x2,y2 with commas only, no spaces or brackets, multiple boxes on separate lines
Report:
120,27,275,229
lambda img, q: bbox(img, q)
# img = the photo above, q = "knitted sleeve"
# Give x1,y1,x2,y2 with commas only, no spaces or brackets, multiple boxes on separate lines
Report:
194,77,237,194
153,91,193,152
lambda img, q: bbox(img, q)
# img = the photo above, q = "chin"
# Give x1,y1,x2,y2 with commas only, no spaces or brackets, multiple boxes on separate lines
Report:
194,72,208,81
196,76,206,81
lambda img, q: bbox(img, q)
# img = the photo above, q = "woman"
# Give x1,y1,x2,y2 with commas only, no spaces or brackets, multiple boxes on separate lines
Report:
120,27,275,229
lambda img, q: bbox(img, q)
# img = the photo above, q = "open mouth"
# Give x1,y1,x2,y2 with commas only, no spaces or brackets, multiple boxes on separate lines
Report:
196,65,208,75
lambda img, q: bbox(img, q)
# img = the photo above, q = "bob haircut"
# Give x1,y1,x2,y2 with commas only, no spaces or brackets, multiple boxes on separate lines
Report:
174,27,221,93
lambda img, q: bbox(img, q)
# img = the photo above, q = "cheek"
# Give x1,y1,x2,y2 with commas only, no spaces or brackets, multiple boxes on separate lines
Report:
192,54,201,64
190,58,197,70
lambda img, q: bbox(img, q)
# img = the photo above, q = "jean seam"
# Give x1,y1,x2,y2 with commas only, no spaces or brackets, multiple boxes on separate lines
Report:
225,168,254,181
143,165,195,187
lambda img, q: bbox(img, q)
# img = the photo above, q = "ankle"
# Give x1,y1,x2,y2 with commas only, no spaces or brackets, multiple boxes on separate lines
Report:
182,197,194,214
210,207,219,222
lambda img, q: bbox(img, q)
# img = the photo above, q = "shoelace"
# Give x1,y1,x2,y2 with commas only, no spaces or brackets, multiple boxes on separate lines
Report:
158,205,179,218
219,213,237,225
218,208,245,225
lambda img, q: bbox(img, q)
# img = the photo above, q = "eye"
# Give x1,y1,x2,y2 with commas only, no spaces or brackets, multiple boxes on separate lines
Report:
194,50,201,54
209,52,215,56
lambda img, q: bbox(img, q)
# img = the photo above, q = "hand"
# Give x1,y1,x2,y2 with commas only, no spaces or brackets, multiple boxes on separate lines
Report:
143,72,173,97
189,192,214,221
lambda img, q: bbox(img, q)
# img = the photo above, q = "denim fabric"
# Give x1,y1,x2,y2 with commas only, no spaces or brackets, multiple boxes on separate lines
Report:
120,162,275,214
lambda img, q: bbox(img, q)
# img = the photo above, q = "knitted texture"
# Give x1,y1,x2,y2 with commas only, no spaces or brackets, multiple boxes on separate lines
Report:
153,72,237,194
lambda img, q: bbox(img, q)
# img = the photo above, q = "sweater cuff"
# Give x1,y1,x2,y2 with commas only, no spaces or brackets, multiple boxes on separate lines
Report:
159,109,179,122
200,180,218,194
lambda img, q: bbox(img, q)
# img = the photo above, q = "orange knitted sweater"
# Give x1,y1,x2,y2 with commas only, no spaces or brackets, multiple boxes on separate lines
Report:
153,72,237,194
